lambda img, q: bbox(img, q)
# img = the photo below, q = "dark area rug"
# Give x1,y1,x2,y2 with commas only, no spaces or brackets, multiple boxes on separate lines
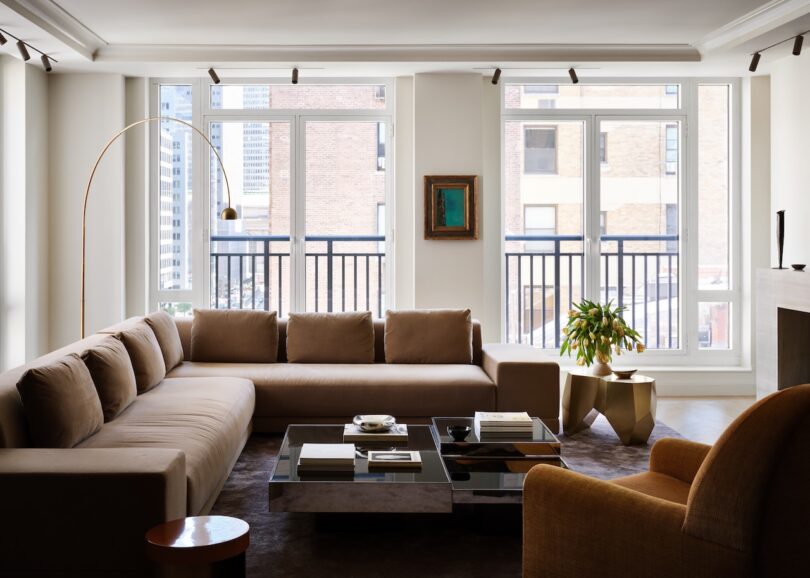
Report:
211,417,684,577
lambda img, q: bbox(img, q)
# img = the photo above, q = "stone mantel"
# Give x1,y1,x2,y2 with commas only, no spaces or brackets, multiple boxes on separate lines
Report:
756,269,810,398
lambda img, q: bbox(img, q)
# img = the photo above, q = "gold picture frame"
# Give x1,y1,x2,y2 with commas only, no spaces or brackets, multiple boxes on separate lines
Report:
424,175,478,240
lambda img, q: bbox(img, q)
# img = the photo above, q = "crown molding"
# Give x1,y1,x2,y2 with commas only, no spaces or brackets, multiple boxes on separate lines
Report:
95,43,701,63
696,0,810,53
0,0,98,59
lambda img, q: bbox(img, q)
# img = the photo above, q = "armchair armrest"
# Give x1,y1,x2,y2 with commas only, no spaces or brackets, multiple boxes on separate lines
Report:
481,344,559,430
523,464,686,578
649,438,712,485
0,448,186,575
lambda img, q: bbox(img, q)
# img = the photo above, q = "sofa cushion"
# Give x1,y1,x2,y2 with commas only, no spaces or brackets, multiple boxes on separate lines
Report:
82,336,138,421
77,377,255,515
118,323,165,393
16,354,104,448
385,309,473,364
286,311,375,364
167,362,495,418
191,309,278,363
144,310,185,372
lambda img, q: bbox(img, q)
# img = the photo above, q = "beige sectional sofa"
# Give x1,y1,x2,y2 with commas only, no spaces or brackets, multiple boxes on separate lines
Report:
0,309,558,576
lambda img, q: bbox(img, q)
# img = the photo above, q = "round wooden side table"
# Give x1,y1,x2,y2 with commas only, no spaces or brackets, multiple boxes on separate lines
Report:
563,369,657,445
146,515,249,578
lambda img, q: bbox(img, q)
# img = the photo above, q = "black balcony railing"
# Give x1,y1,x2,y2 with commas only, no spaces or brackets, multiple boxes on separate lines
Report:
210,235,385,317
505,234,679,349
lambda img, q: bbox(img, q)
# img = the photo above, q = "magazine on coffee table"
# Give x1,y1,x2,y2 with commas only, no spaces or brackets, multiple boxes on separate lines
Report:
367,450,422,470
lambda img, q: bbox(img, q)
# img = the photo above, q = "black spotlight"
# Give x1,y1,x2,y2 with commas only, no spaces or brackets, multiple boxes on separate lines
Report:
0,31,7,46
491,68,502,85
793,35,804,56
208,67,221,84
41,54,52,72
749,52,761,72
17,40,30,61
292,67,299,85
568,67,579,84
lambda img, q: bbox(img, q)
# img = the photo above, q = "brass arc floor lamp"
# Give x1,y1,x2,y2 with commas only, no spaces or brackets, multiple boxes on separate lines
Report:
81,116,238,338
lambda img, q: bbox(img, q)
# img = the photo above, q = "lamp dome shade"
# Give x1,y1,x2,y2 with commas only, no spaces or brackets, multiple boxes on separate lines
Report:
220,207,238,220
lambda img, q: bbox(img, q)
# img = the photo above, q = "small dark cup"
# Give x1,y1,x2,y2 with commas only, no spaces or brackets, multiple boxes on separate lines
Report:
447,425,471,442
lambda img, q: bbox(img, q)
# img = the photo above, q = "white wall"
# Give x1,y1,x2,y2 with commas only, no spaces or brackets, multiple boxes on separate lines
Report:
48,74,126,348
412,73,502,342
0,56,49,371
394,76,415,309
770,54,810,267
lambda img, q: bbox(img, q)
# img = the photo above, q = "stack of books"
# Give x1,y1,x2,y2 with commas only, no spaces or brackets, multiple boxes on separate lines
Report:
342,423,408,444
474,411,534,438
297,443,356,473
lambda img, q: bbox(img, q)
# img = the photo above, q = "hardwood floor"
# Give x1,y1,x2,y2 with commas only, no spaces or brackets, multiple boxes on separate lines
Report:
657,396,755,444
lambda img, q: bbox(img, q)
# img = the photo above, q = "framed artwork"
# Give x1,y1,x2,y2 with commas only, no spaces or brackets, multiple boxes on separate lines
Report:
424,175,478,240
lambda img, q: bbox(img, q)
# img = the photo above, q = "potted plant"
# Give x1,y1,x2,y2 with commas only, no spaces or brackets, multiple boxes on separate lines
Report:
560,299,645,376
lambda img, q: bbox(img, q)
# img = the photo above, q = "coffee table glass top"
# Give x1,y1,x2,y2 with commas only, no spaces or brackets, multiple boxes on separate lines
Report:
271,424,448,484
431,416,561,457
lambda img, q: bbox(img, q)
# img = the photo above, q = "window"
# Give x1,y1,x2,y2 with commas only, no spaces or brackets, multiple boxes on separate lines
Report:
665,124,678,175
376,122,386,171
377,203,386,253
524,127,557,174
524,205,556,252
503,80,739,363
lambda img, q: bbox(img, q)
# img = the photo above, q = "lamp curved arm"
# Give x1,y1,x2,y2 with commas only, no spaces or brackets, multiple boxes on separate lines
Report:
81,116,236,338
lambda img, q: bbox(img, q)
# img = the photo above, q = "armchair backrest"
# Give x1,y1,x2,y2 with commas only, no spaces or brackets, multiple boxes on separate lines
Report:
685,384,810,567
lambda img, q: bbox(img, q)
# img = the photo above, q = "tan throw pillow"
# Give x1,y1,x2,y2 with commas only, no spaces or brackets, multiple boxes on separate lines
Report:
286,311,375,364
144,310,185,371
118,323,166,393
191,309,278,363
16,354,104,448
82,336,137,421
385,309,473,364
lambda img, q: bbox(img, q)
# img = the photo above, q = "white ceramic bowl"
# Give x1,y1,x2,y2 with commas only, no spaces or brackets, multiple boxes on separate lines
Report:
353,414,396,432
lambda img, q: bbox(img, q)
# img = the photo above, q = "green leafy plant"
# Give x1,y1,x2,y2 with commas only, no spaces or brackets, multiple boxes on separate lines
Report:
560,299,645,367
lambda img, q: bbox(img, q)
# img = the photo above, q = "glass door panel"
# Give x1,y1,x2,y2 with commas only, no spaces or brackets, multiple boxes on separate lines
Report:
503,120,586,346
303,121,387,315
209,120,292,314
598,119,681,349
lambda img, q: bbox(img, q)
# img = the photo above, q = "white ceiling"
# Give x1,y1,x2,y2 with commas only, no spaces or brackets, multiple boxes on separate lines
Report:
52,0,767,46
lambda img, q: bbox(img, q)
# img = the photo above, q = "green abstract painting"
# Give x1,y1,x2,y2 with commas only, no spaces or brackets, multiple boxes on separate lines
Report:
437,187,465,227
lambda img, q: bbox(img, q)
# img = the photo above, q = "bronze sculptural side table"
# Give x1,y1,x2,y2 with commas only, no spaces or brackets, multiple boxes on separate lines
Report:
563,369,657,445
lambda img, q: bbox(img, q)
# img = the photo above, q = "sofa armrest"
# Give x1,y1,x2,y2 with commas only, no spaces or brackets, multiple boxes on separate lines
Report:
0,448,186,575
481,344,559,430
649,437,712,484
523,464,686,578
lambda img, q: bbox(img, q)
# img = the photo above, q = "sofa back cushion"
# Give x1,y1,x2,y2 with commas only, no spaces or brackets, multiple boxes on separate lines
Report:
191,309,278,363
117,323,166,393
16,354,104,447
286,312,375,363
384,309,473,364
82,336,137,421
144,310,185,372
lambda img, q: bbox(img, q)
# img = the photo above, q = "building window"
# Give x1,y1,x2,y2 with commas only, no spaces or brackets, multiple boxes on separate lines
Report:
599,132,608,164
666,203,678,253
665,124,678,175
524,205,556,252
376,122,386,172
523,127,557,175
377,203,386,253
600,211,607,236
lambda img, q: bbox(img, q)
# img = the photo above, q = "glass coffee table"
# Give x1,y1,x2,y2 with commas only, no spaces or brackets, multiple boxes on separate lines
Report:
268,419,567,513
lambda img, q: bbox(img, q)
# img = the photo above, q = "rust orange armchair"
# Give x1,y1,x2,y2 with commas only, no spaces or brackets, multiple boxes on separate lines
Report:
523,384,810,578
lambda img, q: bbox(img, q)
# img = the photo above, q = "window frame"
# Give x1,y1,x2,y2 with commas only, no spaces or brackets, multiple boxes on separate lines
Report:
149,77,396,317
500,78,742,367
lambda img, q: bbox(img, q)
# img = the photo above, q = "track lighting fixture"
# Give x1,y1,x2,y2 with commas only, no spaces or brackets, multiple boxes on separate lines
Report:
208,67,221,84
749,52,761,72
748,29,810,71
0,31,6,45
17,40,30,61
568,67,579,84
41,54,52,72
793,35,804,56
292,67,299,85
491,68,502,85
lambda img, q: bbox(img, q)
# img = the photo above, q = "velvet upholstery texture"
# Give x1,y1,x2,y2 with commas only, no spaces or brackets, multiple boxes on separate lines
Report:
523,384,810,578
191,308,278,363
286,311,375,363
15,353,104,448
384,309,473,364
117,322,166,393
145,310,185,372
82,335,138,421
